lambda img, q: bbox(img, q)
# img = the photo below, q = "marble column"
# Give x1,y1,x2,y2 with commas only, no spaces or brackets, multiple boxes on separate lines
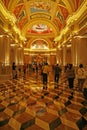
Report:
0,35,11,80
56,49,59,64
71,37,87,66
62,45,67,66
57,48,63,65
0,35,10,65
50,54,56,65
10,44,19,65
47,54,50,65
18,47,24,65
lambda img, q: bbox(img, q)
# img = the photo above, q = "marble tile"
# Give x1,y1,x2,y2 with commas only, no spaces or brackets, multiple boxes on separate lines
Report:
83,125,87,130
37,98,53,107
67,103,83,115
54,97,68,107
0,124,14,130
26,104,46,116
9,112,35,130
71,97,85,105
4,104,26,117
84,113,87,120
0,75,87,130
0,103,5,112
26,98,37,106
60,93,71,99
25,124,44,130
55,124,77,130
76,117,87,130
81,100,87,107
79,107,87,115
0,112,10,127
0,95,5,101
36,112,61,130
31,93,43,100
45,92,59,100
60,111,81,129
1,100,10,107
47,103,66,116
64,100,71,106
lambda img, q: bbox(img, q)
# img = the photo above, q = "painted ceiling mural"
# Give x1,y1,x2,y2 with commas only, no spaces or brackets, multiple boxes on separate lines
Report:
31,40,48,50
30,1,51,13
27,23,53,34
1,0,85,34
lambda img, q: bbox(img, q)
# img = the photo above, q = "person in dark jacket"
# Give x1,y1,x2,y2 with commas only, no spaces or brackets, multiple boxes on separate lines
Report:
12,62,17,79
42,62,49,89
54,64,61,88
66,64,75,89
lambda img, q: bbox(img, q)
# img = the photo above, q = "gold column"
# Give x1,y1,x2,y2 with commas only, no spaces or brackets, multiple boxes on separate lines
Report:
10,44,19,65
47,54,50,65
71,36,87,66
62,45,67,66
0,35,10,65
0,35,11,80
18,47,24,65
71,37,78,66
57,48,63,65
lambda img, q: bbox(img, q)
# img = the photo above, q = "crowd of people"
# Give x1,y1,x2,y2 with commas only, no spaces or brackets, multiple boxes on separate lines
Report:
11,62,87,99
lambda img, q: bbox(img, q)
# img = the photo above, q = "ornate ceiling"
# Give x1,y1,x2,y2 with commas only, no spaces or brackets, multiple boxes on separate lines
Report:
0,0,86,49
1,0,84,33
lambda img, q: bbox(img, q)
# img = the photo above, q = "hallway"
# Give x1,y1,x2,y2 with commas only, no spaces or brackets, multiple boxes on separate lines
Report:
0,71,87,130
0,0,87,130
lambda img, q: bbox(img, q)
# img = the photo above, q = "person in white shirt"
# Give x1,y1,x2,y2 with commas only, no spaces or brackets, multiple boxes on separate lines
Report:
77,64,86,91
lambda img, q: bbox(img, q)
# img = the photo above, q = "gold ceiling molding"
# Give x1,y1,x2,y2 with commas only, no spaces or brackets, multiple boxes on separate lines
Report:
30,13,51,20
0,1,26,44
54,0,87,42
7,0,18,11
24,48,56,53
60,0,73,13
0,3,16,24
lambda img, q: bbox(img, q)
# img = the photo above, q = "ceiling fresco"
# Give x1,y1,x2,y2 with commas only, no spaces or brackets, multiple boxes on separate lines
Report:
30,40,49,50
1,0,85,49
1,0,84,33
27,23,53,34
30,1,51,13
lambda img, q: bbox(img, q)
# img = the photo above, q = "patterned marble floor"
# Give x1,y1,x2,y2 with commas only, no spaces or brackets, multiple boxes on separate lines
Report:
0,72,87,130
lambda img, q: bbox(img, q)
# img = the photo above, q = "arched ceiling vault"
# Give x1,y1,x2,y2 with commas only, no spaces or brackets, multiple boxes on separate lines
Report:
2,0,78,33
26,37,53,48
0,0,86,50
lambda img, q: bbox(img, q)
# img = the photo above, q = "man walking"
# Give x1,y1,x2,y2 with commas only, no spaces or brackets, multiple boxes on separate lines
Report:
54,64,61,88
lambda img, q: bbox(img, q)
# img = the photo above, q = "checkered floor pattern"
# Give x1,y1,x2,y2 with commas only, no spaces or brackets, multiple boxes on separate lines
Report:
0,72,87,130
